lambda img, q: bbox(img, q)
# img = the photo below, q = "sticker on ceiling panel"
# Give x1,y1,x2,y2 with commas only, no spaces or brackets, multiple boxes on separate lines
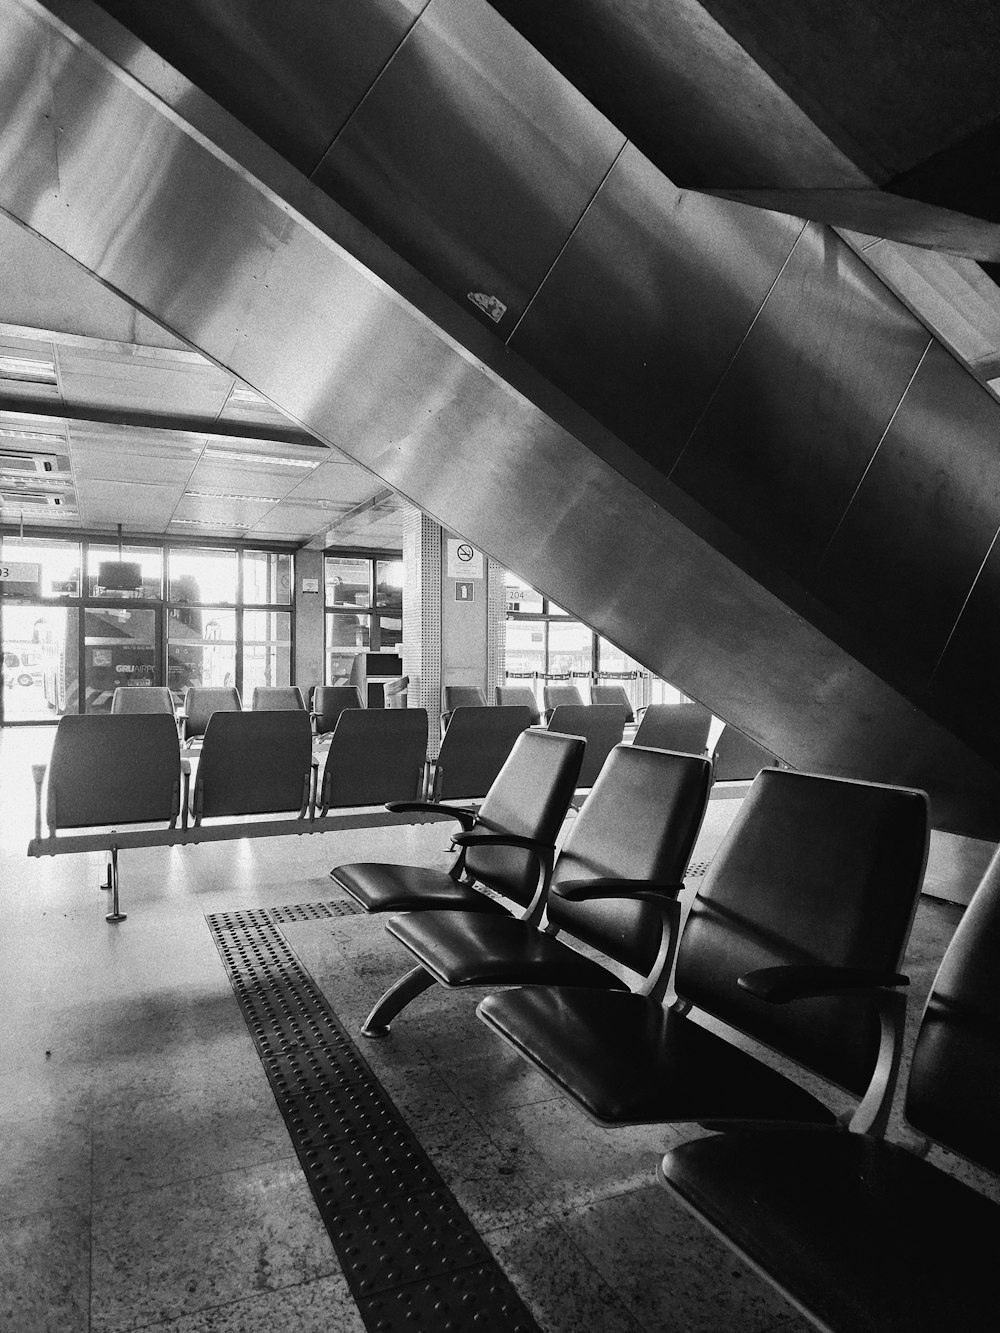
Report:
467,292,507,323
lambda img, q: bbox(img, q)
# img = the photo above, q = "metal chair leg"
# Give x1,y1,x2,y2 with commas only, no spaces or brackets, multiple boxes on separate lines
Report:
105,843,126,923
360,965,436,1039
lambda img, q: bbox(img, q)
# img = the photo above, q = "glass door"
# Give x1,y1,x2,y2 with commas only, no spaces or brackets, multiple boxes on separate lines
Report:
83,606,159,713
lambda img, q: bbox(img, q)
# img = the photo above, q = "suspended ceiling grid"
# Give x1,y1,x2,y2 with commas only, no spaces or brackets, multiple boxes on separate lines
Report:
0,156,407,546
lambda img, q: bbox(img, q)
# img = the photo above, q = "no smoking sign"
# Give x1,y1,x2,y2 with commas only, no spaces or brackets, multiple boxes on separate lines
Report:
446,538,483,579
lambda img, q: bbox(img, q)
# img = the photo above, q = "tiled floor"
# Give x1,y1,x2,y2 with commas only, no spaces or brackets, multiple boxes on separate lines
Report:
0,726,982,1332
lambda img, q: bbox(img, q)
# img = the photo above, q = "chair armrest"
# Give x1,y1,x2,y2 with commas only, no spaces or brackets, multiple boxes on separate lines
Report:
552,877,686,904
451,831,553,853
738,965,910,1003
385,800,477,829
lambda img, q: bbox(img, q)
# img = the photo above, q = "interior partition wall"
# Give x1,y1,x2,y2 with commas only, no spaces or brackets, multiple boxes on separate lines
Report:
0,533,294,722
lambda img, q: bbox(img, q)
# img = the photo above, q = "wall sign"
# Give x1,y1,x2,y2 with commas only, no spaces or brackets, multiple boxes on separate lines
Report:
455,582,475,602
0,561,40,583
301,577,320,593
446,539,483,580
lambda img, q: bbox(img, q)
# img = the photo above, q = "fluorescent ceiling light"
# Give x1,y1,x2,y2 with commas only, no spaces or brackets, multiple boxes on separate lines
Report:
184,490,282,503
202,448,318,468
0,355,57,383
227,386,270,404
0,426,64,444
171,517,246,529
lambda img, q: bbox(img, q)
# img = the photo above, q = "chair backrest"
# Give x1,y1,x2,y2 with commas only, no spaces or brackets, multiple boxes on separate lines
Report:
432,706,532,799
904,848,1000,1173
632,702,712,754
251,685,305,711
495,685,541,726
674,768,929,1095
46,713,181,832
543,683,585,712
319,708,429,811
464,728,585,906
383,676,409,708
711,723,780,780
549,745,712,974
443,685,488,713
546,703,628,786
590,684,635,723
193,710,313,820
312,685,364,735
183,685,242,739
110,685,175,715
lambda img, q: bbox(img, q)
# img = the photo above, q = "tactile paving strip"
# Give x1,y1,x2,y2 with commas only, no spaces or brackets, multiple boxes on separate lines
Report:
207,906,540,1333
270,899,362,922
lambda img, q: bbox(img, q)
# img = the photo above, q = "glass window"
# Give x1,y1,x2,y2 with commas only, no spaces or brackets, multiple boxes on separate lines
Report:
0,537,81,598
166,607,236,694
87,544,162,599
243,550,292,605
325,556,370,607
243,610,292,692
375,559,403,612
168,547,237,604
504,619,546,678
2,603,77,720
327,611,370,652
548,619,593,678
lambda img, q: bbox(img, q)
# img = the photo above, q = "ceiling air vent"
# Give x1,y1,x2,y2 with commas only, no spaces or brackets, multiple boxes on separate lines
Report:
0,450,58,474
0,488,64,507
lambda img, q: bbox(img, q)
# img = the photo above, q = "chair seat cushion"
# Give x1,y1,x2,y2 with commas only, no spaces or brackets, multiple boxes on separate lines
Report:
330,862,507,913
477,987,838,1126
660,1128,1000,1333
385,911,628,989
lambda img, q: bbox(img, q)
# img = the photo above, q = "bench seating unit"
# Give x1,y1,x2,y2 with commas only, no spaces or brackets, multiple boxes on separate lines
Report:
658,846,1000,1333
360,744,712,1038
478,768,929,1133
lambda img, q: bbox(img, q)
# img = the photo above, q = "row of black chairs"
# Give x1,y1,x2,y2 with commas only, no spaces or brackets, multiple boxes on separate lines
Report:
328,732,1000,1331
110,682,411,745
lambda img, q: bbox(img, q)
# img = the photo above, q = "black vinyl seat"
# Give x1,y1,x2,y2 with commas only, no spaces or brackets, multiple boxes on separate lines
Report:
589,683,635,722
495,684,541,726
360,744,712,1038
250,685,306,710
440,685,488,733
311,685,364,738
429,705,532,799
631,702,712,754
545,703,628,788
110,685,175,716
329,728,584,915
187,710,313,825
657,848,1000,1333
542,683,585,717
711,722,781,779
477,768,929,1130
316,708,428,813
44,712,182,920
180,685,242,747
